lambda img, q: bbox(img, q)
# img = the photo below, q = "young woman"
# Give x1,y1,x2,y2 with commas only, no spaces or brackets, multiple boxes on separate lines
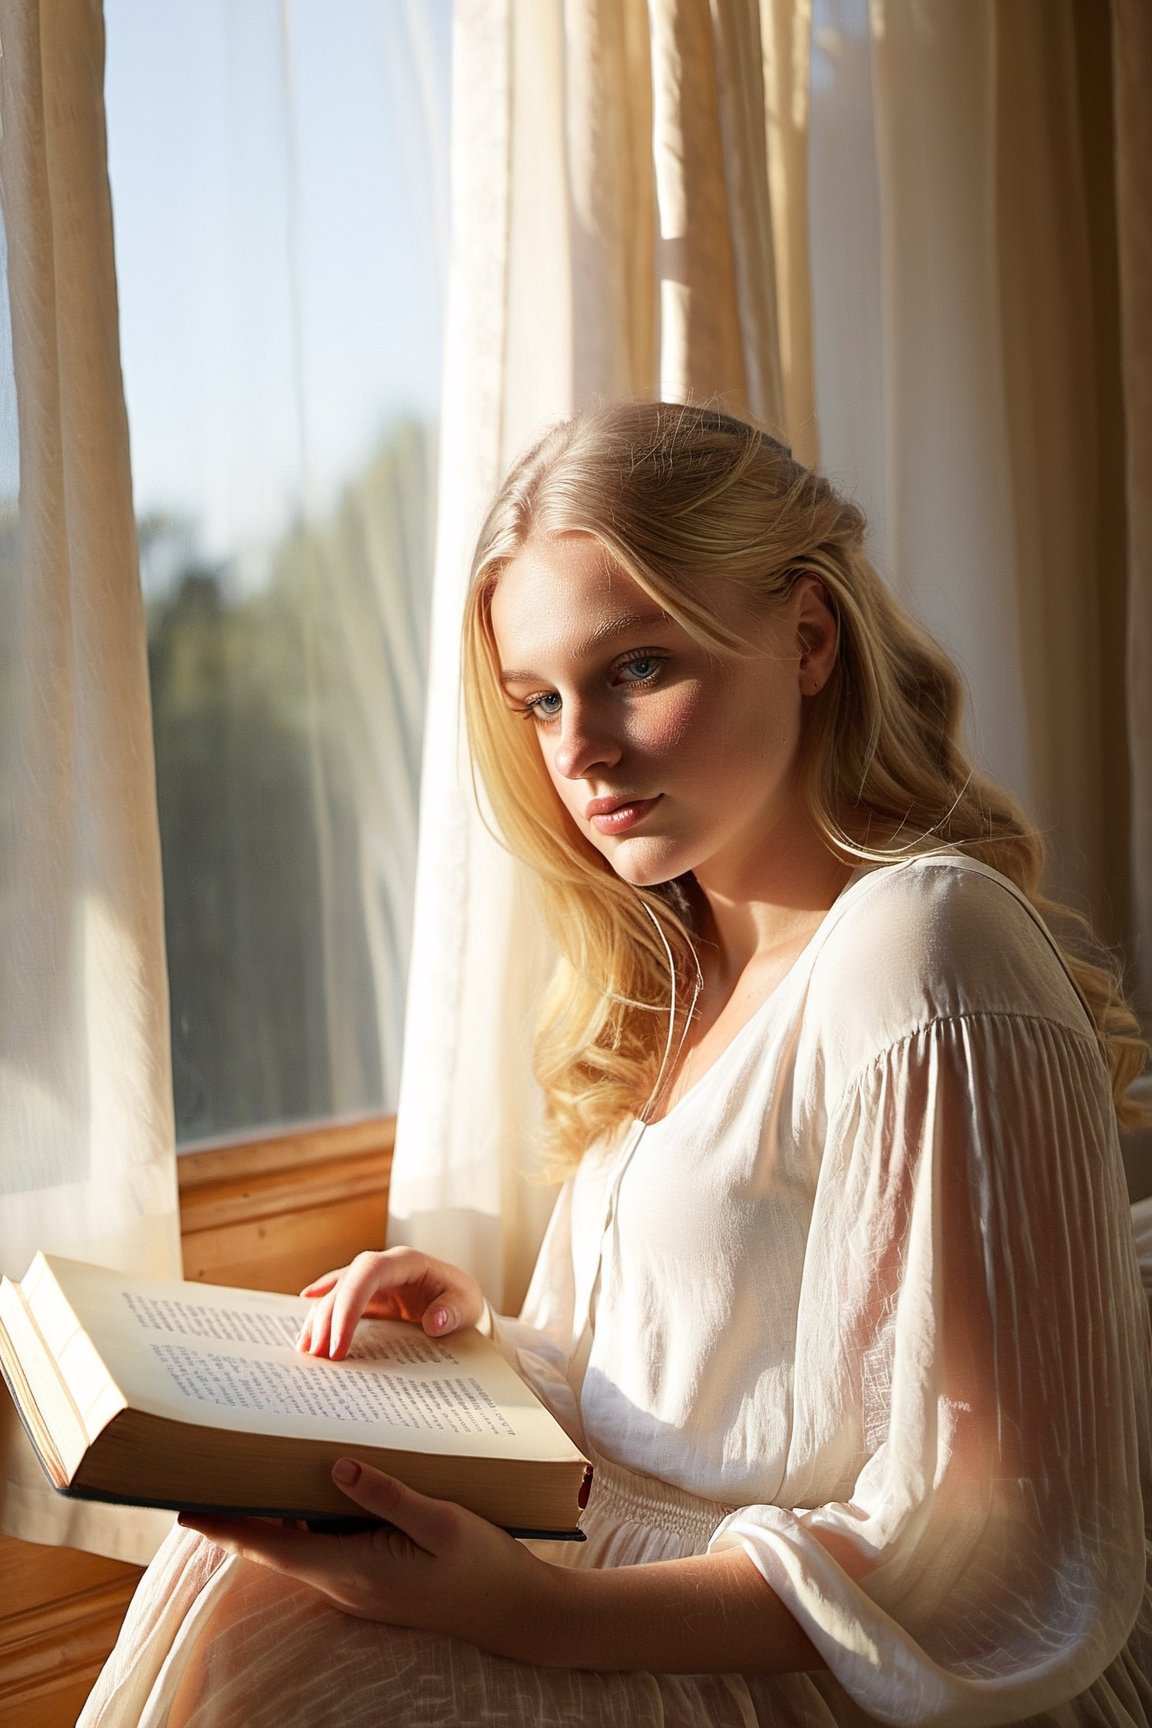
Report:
82,401,1152,1726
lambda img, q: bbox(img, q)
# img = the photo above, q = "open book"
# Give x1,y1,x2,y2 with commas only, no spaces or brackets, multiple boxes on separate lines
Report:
0,1254,588,1539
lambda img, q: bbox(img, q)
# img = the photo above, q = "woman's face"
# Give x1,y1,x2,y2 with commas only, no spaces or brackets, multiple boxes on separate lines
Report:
489,533,835,895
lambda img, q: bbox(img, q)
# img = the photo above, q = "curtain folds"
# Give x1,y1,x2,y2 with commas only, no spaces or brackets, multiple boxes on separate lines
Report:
759,0,815,464
810,1,1127,936
0,0,181,1559
807,0,1151,1180
388,0,806,1310
391,0,1152,1302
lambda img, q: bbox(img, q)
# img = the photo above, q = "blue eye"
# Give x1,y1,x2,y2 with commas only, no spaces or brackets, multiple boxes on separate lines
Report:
618,654,661,684
522,690,562,721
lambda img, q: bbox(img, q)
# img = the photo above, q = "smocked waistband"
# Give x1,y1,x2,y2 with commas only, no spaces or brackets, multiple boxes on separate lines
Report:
582,1448,737,1546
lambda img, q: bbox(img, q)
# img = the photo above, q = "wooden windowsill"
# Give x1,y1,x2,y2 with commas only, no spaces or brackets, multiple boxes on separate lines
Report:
178,1115,394,1292
178,1114,395,1188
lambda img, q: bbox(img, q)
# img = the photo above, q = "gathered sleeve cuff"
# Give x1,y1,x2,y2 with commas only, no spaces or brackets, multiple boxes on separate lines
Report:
709,1012,1150,1725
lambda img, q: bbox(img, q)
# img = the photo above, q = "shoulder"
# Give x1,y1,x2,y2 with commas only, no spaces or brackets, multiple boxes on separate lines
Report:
802,853,1095,1091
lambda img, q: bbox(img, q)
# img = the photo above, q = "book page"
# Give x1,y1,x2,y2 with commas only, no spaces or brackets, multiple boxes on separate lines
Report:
0,1284,90,1478
27,1256,581,1463
17,1260,129,1447
148,1344,517,1438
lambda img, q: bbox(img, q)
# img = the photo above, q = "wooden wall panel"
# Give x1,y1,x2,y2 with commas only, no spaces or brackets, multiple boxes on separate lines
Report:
0,1538,142,1728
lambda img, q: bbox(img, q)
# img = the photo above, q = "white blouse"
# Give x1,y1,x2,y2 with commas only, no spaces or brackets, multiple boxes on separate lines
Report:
78,854,1152,1728
494,854,1152,1724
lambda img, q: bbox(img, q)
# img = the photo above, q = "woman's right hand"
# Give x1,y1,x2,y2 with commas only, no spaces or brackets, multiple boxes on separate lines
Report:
295,1247,486,1359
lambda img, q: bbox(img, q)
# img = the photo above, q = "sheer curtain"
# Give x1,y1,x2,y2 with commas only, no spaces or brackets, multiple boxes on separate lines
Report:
391,0,1152,1302
807,0,1152,1184
388,0,804,1310
0,0,180,1559
809,0,1130,947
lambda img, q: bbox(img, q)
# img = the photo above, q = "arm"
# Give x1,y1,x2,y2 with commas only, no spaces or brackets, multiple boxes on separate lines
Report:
192,1237,836,1672
697,1014,1149,1720
203,1019,1146,1704
182,1460,838,1674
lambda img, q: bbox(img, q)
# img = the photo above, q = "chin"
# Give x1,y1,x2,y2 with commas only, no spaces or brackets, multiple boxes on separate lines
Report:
612,868,673,889
601,845,689,890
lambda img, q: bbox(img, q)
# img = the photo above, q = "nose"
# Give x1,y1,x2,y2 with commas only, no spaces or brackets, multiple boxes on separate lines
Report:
552,701,623,781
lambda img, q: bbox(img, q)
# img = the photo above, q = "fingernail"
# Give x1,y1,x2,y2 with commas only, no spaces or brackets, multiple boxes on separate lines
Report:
430,1307,450,1332
332,1459,360,1485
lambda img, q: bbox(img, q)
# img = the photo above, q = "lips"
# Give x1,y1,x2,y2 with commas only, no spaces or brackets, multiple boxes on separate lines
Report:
585,795,662,836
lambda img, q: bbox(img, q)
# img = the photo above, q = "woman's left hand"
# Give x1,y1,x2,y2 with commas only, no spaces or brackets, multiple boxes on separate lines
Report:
179,1460,559,1663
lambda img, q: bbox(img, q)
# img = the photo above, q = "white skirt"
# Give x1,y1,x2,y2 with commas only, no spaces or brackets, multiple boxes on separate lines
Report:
77,1454,1152,1728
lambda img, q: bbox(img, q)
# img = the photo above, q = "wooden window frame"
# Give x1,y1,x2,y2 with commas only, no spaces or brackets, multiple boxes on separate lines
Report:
0,1115,394,1728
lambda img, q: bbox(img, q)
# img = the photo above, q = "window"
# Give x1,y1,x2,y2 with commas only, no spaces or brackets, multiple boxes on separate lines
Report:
103,1,452,1146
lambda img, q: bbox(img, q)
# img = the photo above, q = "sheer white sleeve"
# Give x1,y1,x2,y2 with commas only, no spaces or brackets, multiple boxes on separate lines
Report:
709,1012,1151,1724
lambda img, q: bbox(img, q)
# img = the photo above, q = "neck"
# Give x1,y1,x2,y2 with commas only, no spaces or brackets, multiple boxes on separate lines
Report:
690,829,853,992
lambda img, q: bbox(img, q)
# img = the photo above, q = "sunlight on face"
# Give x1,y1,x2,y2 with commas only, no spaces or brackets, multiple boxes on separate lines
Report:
489,534,826,896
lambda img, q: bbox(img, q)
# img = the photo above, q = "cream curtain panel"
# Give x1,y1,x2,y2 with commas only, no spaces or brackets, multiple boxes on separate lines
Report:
389,0,805,1310
810,0,1133,954
808,0,1152,1180
0,0,181,1559
390,0,1152,1303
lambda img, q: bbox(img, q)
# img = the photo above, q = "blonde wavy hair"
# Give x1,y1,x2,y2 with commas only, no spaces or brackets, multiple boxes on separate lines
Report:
462,400,1147,1168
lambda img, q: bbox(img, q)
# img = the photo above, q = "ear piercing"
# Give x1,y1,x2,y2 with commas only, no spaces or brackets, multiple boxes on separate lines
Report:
799,657,823,696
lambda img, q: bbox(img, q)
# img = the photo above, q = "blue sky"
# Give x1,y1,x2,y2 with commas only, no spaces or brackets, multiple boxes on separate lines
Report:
104,0,452,581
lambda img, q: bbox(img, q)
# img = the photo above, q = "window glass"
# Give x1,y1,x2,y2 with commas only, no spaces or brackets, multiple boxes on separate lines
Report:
104,1,451,1144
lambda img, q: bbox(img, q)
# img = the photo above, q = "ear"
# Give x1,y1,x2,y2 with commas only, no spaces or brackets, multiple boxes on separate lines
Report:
793,577,838,697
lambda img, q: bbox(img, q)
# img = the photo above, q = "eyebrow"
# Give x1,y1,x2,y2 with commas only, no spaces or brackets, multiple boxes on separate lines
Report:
499,609,672,686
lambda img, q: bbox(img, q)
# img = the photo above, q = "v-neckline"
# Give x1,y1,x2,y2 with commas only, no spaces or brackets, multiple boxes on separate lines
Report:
638,868,869,1129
